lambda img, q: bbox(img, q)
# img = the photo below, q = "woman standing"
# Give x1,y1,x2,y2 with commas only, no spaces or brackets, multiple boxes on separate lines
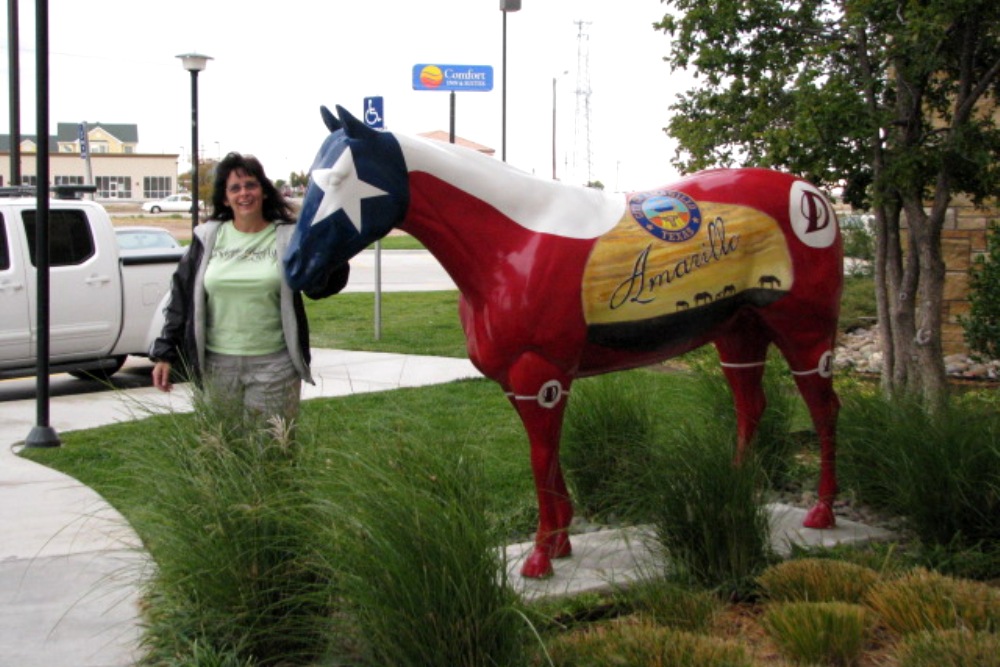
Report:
149,152,349,422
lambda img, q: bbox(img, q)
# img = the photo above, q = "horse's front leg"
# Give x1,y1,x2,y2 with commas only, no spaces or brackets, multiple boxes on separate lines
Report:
505,351,574,579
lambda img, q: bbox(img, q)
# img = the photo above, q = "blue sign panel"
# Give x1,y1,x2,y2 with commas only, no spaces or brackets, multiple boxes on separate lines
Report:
412,64,494,92
78,122,89,160
363,96,384,129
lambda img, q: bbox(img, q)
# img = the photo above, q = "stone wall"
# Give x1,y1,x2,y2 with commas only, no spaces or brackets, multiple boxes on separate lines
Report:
942,197,998,355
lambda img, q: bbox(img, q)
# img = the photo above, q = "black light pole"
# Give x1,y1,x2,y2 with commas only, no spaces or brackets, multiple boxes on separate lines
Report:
24,0,58,448
500,0,520,162
177,53,211,234
8,0,21,185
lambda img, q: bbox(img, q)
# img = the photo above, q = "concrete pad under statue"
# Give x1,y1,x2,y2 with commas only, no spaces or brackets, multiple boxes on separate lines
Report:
505,504,896,601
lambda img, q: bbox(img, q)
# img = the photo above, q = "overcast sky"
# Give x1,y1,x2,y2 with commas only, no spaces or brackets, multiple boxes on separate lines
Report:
1,0,694,193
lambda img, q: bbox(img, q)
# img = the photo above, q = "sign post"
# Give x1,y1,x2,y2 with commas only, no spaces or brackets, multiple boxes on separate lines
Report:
412,64,493,144
79,121,93,197
362,96,385,339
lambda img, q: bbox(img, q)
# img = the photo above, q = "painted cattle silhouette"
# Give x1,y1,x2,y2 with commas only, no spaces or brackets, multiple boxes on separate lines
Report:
285,106,844,579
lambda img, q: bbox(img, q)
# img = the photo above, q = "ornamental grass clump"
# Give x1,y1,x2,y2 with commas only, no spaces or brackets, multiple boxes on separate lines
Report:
864,567,1000,636
757,558,881,603
837,389,1000,551
313,422,531,667
538,621,753,667
625,578,723,632
561,371,661,522
895,628,1000,667
131,392,337,665
762,601,870,667
647,413,775,597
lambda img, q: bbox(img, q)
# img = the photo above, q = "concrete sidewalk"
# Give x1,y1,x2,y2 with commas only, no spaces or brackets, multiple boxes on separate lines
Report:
1,349,895,666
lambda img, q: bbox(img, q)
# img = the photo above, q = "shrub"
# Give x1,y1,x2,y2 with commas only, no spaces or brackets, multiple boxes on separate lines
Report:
625,578,722,631
762,601,869,667
864,568,1000,636
837,389,1000,550
757,558,881,603
539,621,753,667
895,629,1000,667
962,220,1000,360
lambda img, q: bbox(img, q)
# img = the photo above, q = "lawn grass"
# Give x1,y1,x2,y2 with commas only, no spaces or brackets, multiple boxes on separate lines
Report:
306,290,466,357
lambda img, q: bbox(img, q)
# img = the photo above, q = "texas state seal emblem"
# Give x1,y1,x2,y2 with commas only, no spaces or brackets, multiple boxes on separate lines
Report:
629,189,703,243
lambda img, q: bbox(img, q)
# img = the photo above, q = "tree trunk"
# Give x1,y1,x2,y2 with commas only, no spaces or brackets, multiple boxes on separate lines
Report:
905,199,949,409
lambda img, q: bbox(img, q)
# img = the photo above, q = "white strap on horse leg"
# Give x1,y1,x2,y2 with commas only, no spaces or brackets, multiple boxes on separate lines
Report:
506,379,569,408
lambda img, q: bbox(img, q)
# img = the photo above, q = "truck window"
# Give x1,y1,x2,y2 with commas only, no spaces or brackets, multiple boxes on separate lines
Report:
0,215,8,270
21,209,96,267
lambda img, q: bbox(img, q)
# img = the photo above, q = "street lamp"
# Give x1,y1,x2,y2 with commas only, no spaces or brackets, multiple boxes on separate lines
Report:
177,52,212,232
500,0,520,162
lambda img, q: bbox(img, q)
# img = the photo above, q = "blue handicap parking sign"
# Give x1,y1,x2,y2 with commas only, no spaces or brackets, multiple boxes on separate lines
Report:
363,96,384,129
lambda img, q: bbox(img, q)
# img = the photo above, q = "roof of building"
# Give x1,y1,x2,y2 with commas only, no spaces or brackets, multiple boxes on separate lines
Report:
56,122,139,143
417,131,495,156
0,135,57,152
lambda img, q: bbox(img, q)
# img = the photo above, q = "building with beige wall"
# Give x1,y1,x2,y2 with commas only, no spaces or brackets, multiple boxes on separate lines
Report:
0,121,180,202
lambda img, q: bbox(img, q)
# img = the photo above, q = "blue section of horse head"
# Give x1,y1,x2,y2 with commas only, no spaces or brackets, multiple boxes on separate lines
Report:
284,105,409,293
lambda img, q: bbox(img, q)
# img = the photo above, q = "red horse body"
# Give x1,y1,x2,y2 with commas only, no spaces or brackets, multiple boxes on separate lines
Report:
286,107,843,579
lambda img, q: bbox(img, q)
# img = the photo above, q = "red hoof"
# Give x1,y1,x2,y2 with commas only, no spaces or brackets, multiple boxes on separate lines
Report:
803,501,836,529
550,532,572,559
520,549,554,579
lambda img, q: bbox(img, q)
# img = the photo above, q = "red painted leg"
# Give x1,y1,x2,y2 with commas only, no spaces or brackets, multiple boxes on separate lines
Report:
792,370,840,529
716,331,770,462
505,352,574,579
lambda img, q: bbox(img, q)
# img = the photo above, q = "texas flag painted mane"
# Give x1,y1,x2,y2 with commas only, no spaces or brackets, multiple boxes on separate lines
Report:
286,105,844,579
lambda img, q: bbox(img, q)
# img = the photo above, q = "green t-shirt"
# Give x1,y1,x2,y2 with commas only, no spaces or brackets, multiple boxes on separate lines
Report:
204,222,284,355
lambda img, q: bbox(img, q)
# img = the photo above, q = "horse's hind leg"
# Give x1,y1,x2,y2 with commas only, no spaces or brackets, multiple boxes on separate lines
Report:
715,320,772,462
790,367,839,528
778,341,839,529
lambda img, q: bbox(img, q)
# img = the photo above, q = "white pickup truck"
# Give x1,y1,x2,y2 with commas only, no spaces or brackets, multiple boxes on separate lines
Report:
0,187,183,380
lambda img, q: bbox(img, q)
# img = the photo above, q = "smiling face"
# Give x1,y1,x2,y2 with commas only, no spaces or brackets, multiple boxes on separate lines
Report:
283,106,411,293
224,169,264,225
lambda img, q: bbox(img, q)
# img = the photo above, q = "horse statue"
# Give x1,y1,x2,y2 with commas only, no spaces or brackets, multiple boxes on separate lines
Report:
285,105,843,579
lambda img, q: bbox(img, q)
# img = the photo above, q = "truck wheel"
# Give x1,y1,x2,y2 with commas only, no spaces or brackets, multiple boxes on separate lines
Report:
150,205,161,213
68,356,128,381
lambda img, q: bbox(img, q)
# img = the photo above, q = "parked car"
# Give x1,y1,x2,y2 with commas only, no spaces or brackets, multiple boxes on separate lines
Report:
141,193,204,214
114,226,183,252
1,189,182,380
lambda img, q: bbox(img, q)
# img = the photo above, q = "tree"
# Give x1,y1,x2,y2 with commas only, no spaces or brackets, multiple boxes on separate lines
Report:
656,0,1000,406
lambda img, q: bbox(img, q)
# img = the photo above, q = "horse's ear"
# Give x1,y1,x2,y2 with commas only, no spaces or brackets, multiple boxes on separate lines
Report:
321,106,342,133
335,104,375,139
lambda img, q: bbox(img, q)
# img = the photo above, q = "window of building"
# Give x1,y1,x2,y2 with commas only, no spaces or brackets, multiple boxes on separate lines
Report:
91,142,109,154
95,176,131,199
21,209,95,267
55,175,85,186
143,176,172,199
20,175,37,187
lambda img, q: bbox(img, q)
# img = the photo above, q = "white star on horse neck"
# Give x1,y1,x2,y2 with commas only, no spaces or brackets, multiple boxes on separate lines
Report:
310,147,388,232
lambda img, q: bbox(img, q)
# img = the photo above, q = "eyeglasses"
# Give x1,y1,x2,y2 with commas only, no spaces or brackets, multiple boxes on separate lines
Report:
227,181,261,194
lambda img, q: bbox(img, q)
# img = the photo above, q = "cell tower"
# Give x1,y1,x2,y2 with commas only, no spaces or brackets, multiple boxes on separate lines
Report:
573,20,593,185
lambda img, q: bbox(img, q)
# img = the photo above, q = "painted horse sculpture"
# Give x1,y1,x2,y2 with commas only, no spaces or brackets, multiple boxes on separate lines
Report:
285,105,844,579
